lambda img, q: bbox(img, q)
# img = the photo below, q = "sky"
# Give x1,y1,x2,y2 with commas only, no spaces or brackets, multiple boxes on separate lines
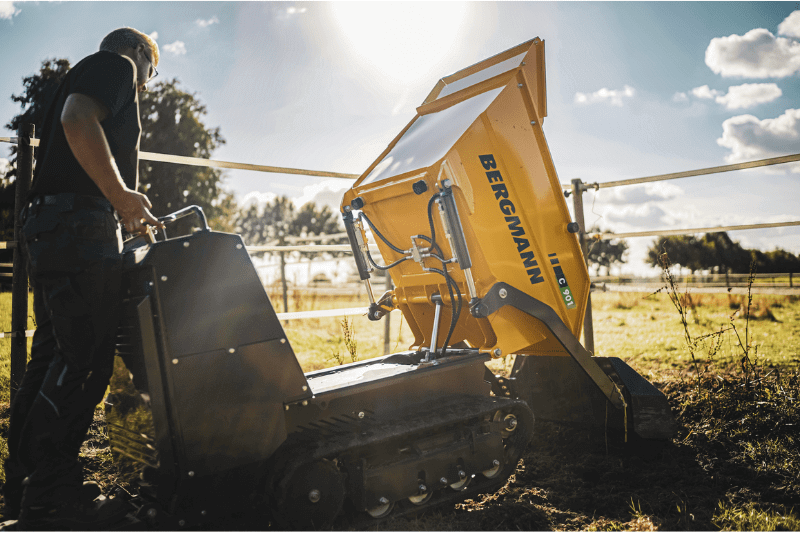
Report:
1,1,799,276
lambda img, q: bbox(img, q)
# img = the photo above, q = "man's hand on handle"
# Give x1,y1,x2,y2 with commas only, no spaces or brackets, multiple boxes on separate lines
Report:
109,188,165,235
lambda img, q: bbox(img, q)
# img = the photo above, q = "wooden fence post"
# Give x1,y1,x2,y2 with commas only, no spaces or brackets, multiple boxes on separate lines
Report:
571,178,595,354
279,249,289,313
10,124,34,402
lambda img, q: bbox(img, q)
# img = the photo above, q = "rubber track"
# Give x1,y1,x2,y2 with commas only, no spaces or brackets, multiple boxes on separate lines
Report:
268,394,534,529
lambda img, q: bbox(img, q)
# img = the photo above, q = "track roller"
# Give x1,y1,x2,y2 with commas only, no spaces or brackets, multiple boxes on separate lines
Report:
408,484,433,505
481,458,503,479
366,498,394,518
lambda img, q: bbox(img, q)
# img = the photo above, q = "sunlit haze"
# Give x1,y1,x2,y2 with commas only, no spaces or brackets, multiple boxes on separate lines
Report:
331,2,468,86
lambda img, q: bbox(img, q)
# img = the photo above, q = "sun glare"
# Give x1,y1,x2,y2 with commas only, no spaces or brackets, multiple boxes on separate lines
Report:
331,2,468,87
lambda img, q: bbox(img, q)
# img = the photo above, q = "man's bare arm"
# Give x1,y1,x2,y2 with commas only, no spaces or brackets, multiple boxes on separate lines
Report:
61,93,164,232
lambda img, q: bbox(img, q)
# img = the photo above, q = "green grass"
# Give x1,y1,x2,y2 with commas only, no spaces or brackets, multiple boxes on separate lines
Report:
713,502,800,531
591,291,800,377
0,293,34,407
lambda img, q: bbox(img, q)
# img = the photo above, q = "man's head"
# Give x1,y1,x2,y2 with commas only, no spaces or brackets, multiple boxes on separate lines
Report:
99,27,159,92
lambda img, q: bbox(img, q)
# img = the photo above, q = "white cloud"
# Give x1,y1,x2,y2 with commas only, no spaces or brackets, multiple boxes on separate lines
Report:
596,182,684,205
241,191,278,207
0,157,10,175
683,83,782,110
717,108,800,171
691,85,722,99
705,28,800,78
0,1,20,19
672,92,688,102
293,179,351,211
276,5,307,21
195,16,219,28
148,31,158,41
715,83,782,110
163,41,187,56
574,85,635,107
777,10,800,38
599,203,667,223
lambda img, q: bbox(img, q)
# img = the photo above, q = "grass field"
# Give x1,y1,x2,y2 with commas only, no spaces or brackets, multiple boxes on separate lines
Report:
1,286,798,529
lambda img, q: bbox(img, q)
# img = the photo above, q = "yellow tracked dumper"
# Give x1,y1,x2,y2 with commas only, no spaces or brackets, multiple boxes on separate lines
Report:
102,37,674,530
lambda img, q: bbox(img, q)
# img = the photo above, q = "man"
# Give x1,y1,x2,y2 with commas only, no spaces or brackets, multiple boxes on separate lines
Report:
2,27,165,530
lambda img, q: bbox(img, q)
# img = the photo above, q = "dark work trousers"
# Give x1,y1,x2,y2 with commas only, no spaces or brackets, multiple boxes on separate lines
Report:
4,195,122,511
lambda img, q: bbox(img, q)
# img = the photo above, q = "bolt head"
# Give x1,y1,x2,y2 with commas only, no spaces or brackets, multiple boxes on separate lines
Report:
228,348,235,354
458,470,466,479
493,459,500,467
302,400,308,406
302,385,308,391
147,509,157,518
358,411,365,419
418,484,427,493
161,275,168,282
236,244,243,249
518,83,523,88
498,288,507,298
493,348,502,357
201,510,207,516
172,359,179,365
188,471,195,477
183,242,190,248
178,520,186,527
308,489,321,503
440,477,448,485
379,497,389,505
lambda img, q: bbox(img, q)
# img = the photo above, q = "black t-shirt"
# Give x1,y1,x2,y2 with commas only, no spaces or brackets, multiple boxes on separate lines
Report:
30,50,141,200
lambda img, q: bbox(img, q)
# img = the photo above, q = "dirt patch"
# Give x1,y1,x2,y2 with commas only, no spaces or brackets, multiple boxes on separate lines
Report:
1,369,798,531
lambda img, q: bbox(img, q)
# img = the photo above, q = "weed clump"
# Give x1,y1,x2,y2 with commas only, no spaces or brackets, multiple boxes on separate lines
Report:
658,253,800,523
329,316,359,365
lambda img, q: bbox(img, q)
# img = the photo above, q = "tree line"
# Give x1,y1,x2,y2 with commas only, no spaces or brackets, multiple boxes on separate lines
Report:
647,232,800,274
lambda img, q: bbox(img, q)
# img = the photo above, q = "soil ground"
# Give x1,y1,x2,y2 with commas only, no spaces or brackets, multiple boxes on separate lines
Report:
2,368,797,531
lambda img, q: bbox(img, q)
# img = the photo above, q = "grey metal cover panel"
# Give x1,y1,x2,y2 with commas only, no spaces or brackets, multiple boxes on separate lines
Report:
143,231,291,358
167,338,306,476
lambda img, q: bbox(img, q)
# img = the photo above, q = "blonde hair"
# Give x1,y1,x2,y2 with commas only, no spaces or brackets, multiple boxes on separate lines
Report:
99,27,159,66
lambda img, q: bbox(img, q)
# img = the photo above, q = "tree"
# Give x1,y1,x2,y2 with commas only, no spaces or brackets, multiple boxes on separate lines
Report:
235,196,346,259
138,79,236,231
1,59,71,279
585,226,628,276
762,249,800,273
0,59,235,238
4,58,71,183
699,232,750,273
2,59,71,233
647,235,705,274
